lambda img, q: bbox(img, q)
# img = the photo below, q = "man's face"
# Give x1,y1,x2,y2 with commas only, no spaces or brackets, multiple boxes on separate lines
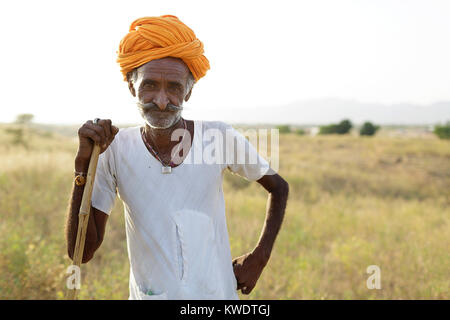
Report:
129,57,192,129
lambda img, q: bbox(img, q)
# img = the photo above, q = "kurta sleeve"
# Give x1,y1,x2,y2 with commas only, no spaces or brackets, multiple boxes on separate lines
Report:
222,123,271,181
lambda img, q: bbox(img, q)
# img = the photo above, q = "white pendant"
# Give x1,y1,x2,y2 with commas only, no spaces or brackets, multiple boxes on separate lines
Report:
161,166,172,174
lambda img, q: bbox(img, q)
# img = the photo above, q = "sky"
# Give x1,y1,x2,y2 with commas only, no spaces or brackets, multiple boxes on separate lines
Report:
0,0,449,125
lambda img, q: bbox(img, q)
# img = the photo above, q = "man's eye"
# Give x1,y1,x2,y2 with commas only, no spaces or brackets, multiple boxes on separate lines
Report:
143,83,156,89
170,85,182,92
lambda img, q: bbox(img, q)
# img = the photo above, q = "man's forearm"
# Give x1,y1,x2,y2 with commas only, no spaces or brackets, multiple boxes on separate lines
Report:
65,158,99,263
253,184,289,261
232,179,288,295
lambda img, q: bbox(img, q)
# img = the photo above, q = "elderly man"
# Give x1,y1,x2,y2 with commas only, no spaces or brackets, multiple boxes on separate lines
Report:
65,15,289,300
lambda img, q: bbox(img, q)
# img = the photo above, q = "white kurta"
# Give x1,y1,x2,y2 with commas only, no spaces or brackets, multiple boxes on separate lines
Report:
91,120,270,300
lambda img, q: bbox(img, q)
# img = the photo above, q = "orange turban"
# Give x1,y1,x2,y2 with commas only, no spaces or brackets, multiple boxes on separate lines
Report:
117,15,210,82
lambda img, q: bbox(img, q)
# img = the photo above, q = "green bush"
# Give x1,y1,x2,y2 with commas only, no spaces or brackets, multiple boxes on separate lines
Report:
336,119,352,134
360,122,380,136
319,124,339,135
276,125,291,134
319,119,353,135
434,122,450,139
295,128,306,135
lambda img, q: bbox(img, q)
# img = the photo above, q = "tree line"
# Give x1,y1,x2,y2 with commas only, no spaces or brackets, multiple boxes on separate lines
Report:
277,120,380,136
276,120,450,139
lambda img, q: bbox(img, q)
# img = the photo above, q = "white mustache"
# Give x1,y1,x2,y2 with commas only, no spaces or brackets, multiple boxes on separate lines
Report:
137,102,184,113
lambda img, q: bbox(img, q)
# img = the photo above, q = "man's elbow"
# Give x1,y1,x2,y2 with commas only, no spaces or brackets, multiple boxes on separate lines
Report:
275,177,289,198
284,180,289,196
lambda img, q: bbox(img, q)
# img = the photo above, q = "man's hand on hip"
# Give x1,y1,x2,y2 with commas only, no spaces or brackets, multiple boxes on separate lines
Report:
232,251,269,295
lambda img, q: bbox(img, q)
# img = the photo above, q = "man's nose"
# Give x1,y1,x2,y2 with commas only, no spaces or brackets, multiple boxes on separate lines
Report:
153,89,170,111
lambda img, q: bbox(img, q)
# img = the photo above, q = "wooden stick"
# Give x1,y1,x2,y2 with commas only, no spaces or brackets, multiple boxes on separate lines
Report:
66,144,101,300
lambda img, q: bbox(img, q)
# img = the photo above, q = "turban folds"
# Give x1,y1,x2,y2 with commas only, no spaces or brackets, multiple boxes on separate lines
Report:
117,15,210,82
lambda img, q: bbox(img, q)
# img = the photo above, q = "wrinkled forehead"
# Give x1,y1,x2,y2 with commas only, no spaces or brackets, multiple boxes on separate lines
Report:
136,57,190,81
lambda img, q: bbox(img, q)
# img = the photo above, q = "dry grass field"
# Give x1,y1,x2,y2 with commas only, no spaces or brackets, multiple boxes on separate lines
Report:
0,124,448,299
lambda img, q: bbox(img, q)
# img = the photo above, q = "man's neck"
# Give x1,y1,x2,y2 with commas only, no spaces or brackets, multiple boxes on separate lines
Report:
144,117,184,151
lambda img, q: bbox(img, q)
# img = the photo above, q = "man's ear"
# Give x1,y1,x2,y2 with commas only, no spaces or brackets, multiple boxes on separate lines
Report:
128,79,136,97
184,86,193,102
127,74,136,97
